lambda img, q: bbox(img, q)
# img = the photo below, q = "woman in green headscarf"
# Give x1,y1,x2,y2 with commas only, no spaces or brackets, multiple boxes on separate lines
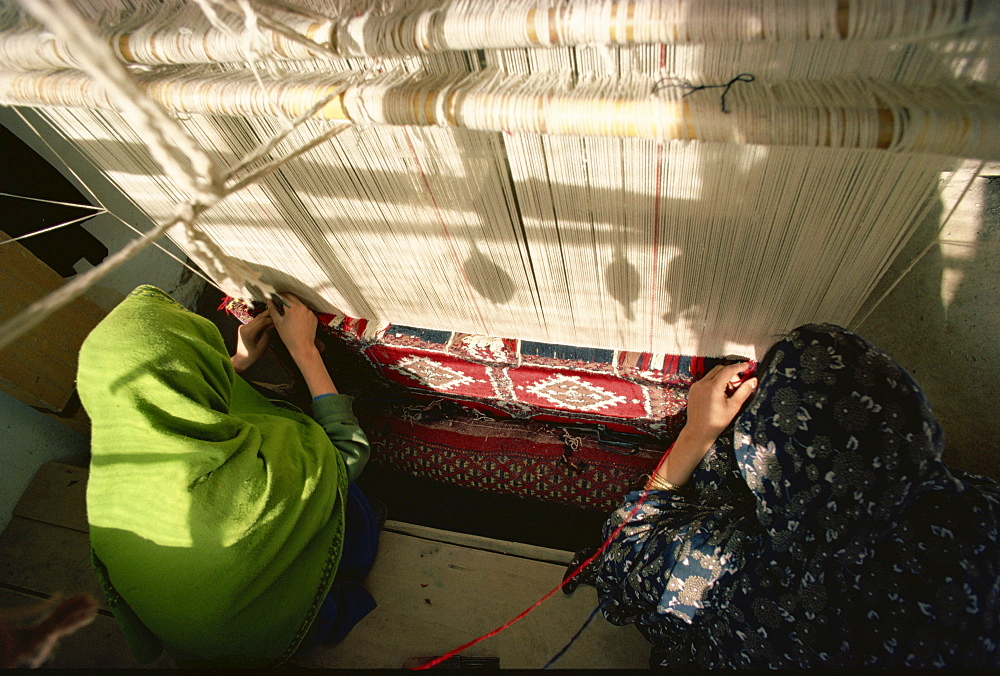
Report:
77,285,375,667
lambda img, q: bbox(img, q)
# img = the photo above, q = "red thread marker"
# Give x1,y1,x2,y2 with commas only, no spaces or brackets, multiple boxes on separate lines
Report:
412,444,675,670
724,360,757,398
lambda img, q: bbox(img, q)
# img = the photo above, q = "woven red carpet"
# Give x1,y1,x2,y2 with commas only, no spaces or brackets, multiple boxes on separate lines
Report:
356,407,667,512
224,300,732,509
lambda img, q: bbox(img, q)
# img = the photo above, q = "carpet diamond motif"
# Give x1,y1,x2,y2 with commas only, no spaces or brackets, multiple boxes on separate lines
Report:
525,373,628,412
388,355,475,391
220,299,742,508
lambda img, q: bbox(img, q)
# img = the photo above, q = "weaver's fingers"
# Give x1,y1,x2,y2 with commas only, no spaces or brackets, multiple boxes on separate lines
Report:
243,311,272,333
701,363,726,381
267,294,318,355
720,361,752,380
729,377,758,407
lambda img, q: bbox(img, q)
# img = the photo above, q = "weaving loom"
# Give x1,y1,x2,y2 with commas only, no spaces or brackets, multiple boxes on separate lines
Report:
1,0,998,507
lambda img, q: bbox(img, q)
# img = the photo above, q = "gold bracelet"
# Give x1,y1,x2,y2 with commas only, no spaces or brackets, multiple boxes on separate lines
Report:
646,474,683,492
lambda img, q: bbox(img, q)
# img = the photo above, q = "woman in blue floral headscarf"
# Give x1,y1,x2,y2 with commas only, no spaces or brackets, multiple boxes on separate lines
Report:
572,324,999,668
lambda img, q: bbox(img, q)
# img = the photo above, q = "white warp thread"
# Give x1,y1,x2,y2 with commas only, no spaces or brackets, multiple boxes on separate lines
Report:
0,0,995,359
0,0,359,352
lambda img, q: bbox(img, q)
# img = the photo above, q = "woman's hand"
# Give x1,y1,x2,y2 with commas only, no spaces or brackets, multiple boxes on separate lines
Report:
684,362,758,445
651,362,757,488
266,293,319,360
266,293,338,398
230,310,273,374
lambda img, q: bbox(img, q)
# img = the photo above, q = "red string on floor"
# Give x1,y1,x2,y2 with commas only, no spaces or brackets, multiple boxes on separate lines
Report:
412,444,674,670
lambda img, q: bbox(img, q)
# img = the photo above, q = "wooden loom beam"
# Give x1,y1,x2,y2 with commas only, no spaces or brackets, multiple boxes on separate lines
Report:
0,0,997,70
0,68,998,161
1,1,993,360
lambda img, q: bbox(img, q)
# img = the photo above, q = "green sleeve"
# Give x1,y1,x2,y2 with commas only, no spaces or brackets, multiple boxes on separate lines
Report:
311,394,370,483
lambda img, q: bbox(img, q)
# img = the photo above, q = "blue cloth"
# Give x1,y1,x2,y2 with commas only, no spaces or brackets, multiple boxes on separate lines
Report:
309,483,379,646
589,325,1000,668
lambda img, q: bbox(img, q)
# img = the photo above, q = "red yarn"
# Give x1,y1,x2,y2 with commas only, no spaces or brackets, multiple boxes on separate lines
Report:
412,445,673,670
217,295,236,312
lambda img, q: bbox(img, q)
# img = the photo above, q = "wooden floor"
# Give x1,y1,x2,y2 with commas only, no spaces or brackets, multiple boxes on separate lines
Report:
0,462,649,669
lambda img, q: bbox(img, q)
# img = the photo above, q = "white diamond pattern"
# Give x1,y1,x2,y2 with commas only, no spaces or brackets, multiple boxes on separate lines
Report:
389,356,475,391
525,373,627,412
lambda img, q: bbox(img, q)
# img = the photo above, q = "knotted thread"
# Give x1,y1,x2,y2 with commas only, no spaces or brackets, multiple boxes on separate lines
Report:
653,72,756,113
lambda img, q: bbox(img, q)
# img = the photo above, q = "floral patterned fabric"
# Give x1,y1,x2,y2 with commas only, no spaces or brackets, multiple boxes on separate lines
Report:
589,325,1000,668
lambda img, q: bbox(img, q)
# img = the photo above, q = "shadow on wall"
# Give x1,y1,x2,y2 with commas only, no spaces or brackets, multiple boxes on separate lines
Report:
858,171,1000,481
41,118,964,361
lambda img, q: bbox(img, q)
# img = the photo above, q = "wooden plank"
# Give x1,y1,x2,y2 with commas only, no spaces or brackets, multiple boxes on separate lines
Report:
0,229,104,411
13,462,89,532
292,530,649,669
2,462,647,668
4,462,644,668
0,517,105,611
384,519,573,565
0,587,173,668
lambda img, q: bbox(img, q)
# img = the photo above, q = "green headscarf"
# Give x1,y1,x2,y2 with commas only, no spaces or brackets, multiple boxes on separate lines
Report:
78,285,347,667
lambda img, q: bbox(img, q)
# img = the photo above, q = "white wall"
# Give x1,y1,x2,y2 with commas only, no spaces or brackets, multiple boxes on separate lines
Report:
0,104,204,525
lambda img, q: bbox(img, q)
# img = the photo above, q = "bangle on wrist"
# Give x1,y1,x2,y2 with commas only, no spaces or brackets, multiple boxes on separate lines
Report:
646,474,684,492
